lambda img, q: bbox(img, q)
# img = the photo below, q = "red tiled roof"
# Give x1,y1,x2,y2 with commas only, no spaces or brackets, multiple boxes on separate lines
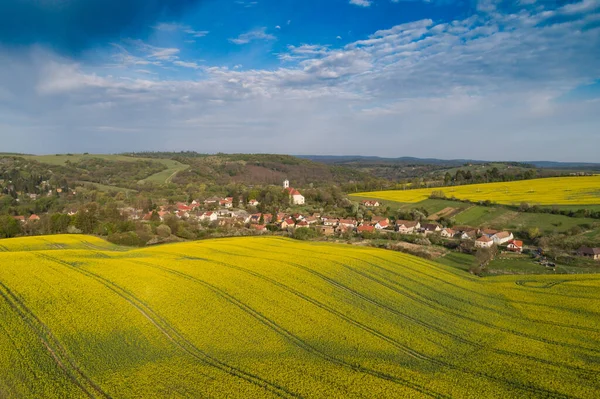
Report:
477,236,493,242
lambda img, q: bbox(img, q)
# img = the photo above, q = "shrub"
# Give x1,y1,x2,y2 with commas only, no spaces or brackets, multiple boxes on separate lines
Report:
107,232,145,247
293,227,318,241
157,224,172,238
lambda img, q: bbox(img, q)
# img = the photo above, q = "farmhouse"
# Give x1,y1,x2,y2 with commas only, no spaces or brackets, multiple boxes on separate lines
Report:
492,231,514,245
322,217,339,227
576,247,600,261
295,220,309,228
338,219,357,228
284,180,305,205
440,228,456,238
421,223,441,235
12,216,25,223
199,211,218,222
375,219,390,230
475,236,494,248
506,240,524,253
219,197,234,209
280,218,295,229
248,199,260,206
395,220,420,234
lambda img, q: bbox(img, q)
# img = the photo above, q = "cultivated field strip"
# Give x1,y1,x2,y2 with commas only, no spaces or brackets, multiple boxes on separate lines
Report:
145,247,586,398
34,252,300,399
221,241,600,350
194,243,600,374
352,175,600,205
253,240,600,335
0,280,111,399
130,259,450,399
1,235,599,398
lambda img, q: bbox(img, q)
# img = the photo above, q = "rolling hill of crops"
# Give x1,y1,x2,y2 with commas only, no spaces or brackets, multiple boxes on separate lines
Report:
352,175,600,205
1,235,599,398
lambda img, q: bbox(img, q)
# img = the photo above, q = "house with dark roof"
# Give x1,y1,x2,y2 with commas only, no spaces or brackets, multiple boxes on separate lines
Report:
576,247,600,261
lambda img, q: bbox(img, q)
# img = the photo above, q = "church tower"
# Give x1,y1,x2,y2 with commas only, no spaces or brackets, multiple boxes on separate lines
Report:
283,179,290,189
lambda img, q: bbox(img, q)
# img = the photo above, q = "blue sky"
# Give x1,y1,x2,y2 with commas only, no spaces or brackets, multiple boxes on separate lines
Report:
0,0,599,161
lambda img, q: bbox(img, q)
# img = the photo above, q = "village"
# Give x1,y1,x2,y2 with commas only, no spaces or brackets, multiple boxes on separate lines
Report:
6,179,600,264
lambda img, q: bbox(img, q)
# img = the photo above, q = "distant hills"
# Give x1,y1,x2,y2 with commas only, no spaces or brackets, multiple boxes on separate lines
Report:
298,155,600,170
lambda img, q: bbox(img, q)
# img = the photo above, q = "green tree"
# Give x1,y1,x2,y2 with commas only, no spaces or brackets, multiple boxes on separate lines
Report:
74,203,99,234
0,216,22,238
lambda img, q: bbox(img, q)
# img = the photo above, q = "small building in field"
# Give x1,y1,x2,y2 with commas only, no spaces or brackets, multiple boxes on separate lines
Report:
475,236,494,248
28,214,40,222
506,240,524,253
576,247,600,261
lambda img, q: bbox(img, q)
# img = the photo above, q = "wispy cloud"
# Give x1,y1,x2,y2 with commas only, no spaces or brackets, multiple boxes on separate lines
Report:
229,27,276,45
173,60,201,69
350,0,372,7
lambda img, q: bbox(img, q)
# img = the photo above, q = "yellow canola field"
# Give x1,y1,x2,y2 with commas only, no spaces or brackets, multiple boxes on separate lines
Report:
0,235,599,398
352,175,600,205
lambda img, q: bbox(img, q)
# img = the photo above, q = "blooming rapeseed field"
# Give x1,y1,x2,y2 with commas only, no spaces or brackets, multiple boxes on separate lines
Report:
351,175,600,205
0,235,599,398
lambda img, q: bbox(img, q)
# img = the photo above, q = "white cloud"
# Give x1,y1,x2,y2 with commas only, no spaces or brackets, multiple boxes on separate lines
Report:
173,61,201,69
229,27,276,45
184,29,210,37
350,0,372,6
153,22,188,31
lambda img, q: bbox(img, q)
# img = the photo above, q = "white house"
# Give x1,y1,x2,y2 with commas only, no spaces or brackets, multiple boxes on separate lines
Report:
492,231,514,245
396,220,420,234
440,228,456,238
475,236,494,248
199,211,218,222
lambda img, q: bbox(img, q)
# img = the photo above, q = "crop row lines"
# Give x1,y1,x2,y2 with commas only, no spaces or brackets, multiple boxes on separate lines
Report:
34,252,300,399
132,259,449,399
0,278,111,399
196,246,584,398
